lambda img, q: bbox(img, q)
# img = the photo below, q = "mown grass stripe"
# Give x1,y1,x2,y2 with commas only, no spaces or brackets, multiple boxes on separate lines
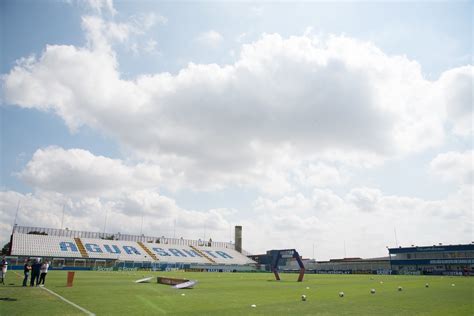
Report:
40,286,96,316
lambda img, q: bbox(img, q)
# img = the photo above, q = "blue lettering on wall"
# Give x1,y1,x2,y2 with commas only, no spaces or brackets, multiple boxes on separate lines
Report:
152,248,171,256
168,249,187,257
85,243,103,253
60,242,78,252
123,246,141,255
202,250,218,258
216,251,233,259
182,249,202,257
104,244,121,254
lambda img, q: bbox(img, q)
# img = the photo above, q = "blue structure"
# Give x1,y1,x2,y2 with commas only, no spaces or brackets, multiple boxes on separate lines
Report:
268,249,305,281
388,244,474,275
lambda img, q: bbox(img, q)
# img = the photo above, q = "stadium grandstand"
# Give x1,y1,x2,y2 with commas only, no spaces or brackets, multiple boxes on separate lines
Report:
7,225,256,272
388,244,474,276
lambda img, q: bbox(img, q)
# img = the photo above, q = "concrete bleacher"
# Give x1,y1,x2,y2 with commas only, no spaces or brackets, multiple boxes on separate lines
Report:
11,233,80,258
79,238,154,262
10,231,256,266
196,246,256,265
140,243,211,264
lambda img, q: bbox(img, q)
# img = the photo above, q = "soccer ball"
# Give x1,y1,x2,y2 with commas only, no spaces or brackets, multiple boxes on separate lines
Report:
425,283,429,288
370,289,376,294
398,286,403,291
251,304,257,308
339,292,344,297
301,295,307,301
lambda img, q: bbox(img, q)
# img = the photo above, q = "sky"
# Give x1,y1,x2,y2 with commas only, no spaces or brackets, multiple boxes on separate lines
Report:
0,0,472,260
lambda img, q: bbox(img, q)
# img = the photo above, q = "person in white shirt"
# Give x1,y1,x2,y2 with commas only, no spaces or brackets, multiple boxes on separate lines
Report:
0,256,8,285
39,260,49,286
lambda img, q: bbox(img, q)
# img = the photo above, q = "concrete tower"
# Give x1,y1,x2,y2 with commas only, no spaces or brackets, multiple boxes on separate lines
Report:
235,225,242,253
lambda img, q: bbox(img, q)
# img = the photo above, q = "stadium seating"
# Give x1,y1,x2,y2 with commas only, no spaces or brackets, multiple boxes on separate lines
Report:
10,232,256,265
140,243,211,264
79,238,154,261
196,246,256,265
11,233,80,258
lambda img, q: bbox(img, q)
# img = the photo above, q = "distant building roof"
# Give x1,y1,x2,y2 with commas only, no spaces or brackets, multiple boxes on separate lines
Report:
317,256,390,263
389,243,474,254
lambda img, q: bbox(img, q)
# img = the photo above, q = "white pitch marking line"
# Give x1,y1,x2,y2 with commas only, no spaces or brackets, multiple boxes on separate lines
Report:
40,286,96,316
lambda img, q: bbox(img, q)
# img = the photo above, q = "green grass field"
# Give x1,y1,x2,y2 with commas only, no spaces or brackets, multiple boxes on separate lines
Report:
1,271,473,315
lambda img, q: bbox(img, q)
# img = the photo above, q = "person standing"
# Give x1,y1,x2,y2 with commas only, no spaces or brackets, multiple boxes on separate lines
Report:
0,256,8,285
39,260,49,286
30,259,41,287
23,259,31,287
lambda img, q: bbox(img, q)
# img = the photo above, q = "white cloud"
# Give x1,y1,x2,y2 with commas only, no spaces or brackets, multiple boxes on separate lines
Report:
18,147,162,196
346,187,382,212
128,12,168,34
236,32,247,43
438,66,473,137
2,32,471,192
85,0,117,16
143,39,158,54
429,150,473,185
296,162,349,188
81,13,161,52
2,145,472,259
82,15,130,50
243,186,472,259
196,30,223,47
129,12,167,29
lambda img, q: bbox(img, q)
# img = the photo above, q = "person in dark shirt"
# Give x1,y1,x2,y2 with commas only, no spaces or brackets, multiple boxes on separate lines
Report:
30,259,41,287
23,259,31,287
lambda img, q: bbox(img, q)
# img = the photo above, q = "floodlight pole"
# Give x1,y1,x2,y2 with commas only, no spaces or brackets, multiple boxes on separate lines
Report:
61,204,65,230
103,208,109,234
12,199,21,229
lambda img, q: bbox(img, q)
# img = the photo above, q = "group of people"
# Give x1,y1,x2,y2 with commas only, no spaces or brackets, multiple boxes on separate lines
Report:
23,258,49,287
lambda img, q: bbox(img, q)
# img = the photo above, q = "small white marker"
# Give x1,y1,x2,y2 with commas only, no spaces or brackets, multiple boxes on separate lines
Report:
251,304,256,308
181,293,186,296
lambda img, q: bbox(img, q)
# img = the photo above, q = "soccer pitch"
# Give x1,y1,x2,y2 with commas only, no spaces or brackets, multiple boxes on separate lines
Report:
1,271,473,315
